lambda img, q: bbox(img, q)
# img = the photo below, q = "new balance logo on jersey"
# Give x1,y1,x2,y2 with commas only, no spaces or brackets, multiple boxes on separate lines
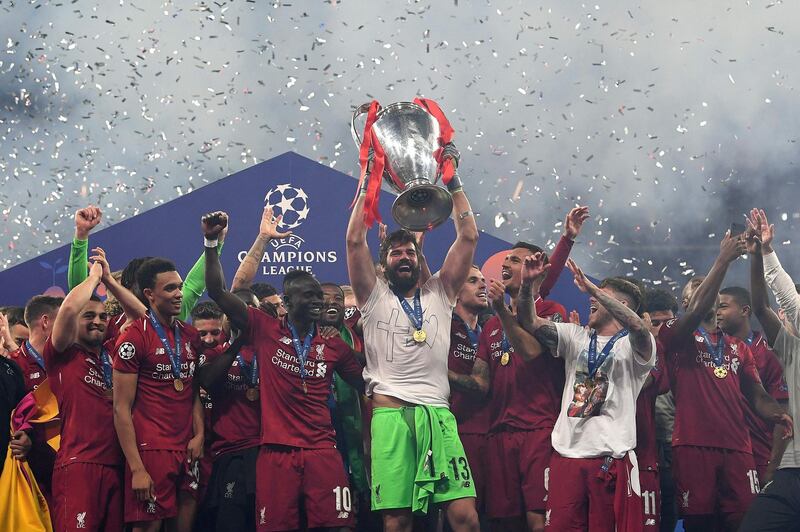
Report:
316,362,327,377
225,482,235,499
76,512,87,529
646,518,656,526
337,511,350,519
259,507,266,525
731,357,741,374
279,337,292,345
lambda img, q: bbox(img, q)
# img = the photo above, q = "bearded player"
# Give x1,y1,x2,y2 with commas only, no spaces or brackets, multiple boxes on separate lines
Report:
202,211,365,532
346,148,480,531
113,258,205,532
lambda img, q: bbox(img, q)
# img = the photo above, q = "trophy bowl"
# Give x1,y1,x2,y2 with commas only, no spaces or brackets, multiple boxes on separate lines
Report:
352,101,453,231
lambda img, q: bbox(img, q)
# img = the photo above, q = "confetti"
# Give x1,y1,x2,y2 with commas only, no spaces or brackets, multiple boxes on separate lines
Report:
0,1,796,294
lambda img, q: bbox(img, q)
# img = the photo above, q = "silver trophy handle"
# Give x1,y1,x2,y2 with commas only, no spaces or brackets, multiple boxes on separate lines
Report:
350,102,378,147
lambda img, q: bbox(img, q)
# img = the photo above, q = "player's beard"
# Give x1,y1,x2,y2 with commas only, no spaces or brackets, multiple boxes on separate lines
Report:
385,260,420,294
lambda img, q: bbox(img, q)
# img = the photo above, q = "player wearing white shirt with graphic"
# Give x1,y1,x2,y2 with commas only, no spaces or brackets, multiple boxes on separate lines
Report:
518,253,655,531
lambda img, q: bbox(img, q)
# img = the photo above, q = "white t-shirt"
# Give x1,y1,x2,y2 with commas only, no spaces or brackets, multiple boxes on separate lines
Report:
360,274,455,406
551,323,656,458
770,327,799,469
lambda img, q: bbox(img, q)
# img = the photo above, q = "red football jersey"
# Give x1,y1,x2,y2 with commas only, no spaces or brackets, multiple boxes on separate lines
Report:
113,315,201,451
9,342,47,392
477,315,565,432
660,319,761,452
203,344,261,458
634,349,670,471
242,307,364,449
43,338,122,467
743,332,790,466
447,316,490,434
104,313,126,344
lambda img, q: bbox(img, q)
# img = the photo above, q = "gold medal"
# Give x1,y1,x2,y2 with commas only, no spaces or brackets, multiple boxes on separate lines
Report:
174,378,184,392
246,388,259,402
714,366,728,379
500,352,510,366
413,329,427,343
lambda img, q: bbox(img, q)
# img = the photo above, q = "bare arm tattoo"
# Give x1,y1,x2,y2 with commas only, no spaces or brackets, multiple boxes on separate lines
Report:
588,286,652,362
533,322,559,351
448,358,489,398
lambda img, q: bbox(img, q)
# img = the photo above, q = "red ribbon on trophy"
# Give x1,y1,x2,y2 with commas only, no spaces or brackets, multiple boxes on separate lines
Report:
352,100,385,227
413,97,456,185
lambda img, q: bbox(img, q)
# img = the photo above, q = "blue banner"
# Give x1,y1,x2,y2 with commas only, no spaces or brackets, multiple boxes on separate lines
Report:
0,152,589,321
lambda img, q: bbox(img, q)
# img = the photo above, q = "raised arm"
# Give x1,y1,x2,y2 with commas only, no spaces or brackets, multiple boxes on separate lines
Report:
517,253,559,352
753,208,800,332
671,232,746,339
68,206,102,290
747,228,783,346
179,224,227,321
487,278,544,361
52,262,103,352
89,247,146,322
346,192,378,308
202,212,249,333
566,259,653,363
539,206,589,299
231,206,291,291
439,177,479,302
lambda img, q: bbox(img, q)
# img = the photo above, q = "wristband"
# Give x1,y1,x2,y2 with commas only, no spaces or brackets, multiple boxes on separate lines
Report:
446,171,464,193
458,210,474,220
204,237,219,248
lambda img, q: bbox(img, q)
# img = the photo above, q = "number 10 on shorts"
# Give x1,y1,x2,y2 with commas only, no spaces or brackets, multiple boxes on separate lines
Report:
333,486,352,512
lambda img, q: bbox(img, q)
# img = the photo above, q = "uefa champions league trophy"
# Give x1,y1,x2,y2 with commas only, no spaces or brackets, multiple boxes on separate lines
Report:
351,101,454,231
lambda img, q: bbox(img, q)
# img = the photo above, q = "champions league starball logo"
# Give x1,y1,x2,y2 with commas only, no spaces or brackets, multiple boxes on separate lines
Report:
238,182,338,276
264,184,310,230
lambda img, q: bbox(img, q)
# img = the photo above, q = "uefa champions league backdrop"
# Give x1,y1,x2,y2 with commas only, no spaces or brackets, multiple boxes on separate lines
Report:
0,152,590,317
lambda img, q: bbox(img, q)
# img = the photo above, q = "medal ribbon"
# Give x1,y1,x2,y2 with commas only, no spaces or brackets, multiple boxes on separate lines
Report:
236,352,259,387
588,328,629,377
697,327,725,368
287,321,315,388
24,341,46,371
100,347,113,389
398,290,424,332
350,100,387,227
148,311,182,380
453,314,481,351
501,333,511,354
413,98,456,185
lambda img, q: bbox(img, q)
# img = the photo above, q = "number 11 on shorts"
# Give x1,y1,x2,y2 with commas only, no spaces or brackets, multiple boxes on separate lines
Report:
332,486,352,512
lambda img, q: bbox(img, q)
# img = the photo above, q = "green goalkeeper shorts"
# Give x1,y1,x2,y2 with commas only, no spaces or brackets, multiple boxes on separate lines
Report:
370,406,476,512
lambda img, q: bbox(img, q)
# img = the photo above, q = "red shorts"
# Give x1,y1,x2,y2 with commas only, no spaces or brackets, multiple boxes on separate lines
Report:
123,450,199,523
255,445,356,531
672,446,758,516
459,432,488,511
486,428,553,518
196,452,214,504
546,452,643,531
638,469,660,530
52,463,123,532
